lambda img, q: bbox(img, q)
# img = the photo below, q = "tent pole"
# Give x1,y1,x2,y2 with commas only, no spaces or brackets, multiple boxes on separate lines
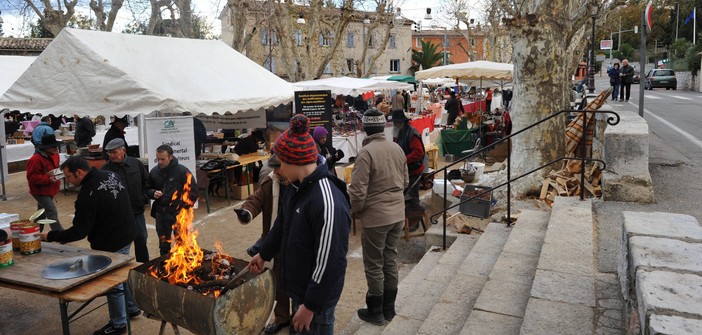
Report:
0,109,7,200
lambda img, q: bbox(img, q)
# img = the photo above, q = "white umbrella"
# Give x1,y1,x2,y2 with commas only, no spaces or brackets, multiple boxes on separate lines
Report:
415,61,513,81
293,76,412,96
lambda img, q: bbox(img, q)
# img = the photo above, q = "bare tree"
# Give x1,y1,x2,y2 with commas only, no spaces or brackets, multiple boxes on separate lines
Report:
147,0,198,38
495,0,623,193
22,0,79,36
89,0,125,31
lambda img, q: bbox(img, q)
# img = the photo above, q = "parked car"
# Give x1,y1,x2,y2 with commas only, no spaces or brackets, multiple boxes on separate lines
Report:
632,71,640,84
645,69,677,90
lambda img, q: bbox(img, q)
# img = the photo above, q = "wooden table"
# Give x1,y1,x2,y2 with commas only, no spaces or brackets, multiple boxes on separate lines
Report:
200,152,270,213
0,243,137,335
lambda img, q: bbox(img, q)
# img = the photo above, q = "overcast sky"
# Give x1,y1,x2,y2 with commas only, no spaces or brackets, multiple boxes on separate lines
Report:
0,0,462,38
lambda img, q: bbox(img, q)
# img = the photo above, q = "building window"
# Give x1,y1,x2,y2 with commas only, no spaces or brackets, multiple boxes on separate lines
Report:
347,32,354,48
323,62,333,74
320,31,334,47
261,28,268,45
294,29,303,46
346,59,355,74
264,56,276,73
390,59,400,73
471,38,475,47
261,28,278,45
368,33,375,49
389,34,396,49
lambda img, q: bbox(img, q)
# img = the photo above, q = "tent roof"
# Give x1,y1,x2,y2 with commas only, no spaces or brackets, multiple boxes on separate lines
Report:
0,28,295,117
415,61,513,81
0,56,36,99
294,76,412,95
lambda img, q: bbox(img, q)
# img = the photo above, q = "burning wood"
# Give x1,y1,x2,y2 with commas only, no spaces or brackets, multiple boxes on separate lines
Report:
148,174,244,298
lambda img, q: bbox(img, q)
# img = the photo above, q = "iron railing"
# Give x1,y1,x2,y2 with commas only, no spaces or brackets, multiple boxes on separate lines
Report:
421,108,620,249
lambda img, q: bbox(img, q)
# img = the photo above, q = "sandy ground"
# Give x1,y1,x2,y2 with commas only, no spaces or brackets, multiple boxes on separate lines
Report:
0,163,427,335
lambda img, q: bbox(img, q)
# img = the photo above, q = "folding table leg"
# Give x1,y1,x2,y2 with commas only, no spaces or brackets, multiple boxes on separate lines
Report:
59,300,70,335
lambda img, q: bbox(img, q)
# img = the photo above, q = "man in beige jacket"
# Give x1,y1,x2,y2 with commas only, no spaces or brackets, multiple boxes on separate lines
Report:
349,108,409,326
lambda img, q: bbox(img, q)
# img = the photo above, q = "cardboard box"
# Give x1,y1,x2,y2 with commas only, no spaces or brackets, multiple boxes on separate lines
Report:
231,184,255,200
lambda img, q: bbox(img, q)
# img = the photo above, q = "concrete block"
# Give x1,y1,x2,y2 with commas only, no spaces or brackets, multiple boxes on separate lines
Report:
488,251,538,282
538,239,593,276
630,236,702,275
637,270,702,328
473,277,533,317
649,315,702,335
531,269,596,307
622,212,702,242
460,310,522,335
520,298,594,335
501,210,549,258
603,110,655,203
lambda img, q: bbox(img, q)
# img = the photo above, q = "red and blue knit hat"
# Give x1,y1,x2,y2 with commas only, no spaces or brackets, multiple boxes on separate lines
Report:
274,114,318,165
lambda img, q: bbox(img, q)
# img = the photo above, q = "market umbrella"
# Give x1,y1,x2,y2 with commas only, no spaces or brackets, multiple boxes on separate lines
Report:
387,75,416,83
414,61,513,81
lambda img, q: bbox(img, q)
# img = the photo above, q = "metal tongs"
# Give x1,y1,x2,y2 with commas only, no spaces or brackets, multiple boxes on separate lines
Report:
219,266,250,295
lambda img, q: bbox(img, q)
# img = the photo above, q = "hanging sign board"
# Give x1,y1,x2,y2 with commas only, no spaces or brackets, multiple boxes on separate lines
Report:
144,116,198,191
600,40,613,50
195,110,267,131
294,90,332,142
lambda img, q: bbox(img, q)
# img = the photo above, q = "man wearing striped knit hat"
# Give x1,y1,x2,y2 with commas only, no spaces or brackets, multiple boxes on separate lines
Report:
248,114,351,335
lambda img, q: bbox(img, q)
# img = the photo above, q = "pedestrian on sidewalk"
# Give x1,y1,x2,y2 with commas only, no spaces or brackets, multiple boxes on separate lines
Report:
619,59,634,102
248,114,351,334
26,134,64,232
234,154,293,335
350,108,409,325
40,155,140,335
608,63,621,101
102,138,151,262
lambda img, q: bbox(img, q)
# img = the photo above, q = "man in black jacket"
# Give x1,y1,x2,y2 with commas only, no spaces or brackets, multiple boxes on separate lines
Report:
147,144,199,256
74,114,96,147
40,156,140,335
249,114,350,334
619,59,635,102
103,115,129,157
102,138,150,262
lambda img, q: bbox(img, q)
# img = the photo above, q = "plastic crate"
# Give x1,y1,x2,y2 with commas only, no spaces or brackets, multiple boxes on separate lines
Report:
459,185,492,218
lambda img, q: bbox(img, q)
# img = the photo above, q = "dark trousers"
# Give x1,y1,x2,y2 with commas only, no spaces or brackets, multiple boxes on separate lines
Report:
272,257,291,324
620,83,631,101
34,195,63,232
133,213,149,262
155,212,176,256
291,301,335,335
406,174,422,210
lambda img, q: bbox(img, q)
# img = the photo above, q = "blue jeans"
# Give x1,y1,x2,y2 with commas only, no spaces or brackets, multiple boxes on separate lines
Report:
291,301,335,335
611,83,620,100
107,244,140,327
133,213,149,262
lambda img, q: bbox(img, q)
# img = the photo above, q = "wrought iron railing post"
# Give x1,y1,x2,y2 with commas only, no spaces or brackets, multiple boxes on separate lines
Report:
442,166,447,250
580,109,587,200
507,137,512,226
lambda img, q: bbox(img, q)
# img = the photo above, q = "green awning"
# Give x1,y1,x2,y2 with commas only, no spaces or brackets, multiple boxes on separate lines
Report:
387,75,416,83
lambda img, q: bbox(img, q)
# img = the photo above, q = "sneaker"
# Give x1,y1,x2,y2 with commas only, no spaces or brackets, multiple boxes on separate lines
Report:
93,323,126,335
129,310,142,319
625,99,629,102
263,321,291,334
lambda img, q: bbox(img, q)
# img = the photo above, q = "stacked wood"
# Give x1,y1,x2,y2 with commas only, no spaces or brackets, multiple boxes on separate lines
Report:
539,159,602,206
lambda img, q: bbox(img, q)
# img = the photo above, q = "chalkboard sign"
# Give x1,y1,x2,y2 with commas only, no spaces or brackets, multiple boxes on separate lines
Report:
294,90,332,143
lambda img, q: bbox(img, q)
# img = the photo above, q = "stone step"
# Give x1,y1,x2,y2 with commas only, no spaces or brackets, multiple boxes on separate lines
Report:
459,210,551,335
520,196,596,335
343,236,476,335
382,223,511,335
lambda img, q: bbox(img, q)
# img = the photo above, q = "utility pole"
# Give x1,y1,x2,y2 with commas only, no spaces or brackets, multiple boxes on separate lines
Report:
639,8,646,118
676,2,679,40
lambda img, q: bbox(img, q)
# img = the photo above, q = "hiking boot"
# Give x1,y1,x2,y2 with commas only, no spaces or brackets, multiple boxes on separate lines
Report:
383,289,398,321
357,294,384,326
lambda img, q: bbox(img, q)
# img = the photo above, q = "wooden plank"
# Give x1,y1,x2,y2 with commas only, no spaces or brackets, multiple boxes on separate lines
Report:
0,244,133,292
539,179,550,199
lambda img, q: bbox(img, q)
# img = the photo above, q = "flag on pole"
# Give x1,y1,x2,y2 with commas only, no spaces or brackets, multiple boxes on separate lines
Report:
684,8,695,25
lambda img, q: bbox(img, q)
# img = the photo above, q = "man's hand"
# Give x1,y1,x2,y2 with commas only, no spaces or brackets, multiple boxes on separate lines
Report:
154,190,163,199
293,304,314,332
38,232,49,241
248,254,265,274
233,208,252,224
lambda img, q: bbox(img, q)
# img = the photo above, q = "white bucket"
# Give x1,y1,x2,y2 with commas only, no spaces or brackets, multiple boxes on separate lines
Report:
471,162,486,181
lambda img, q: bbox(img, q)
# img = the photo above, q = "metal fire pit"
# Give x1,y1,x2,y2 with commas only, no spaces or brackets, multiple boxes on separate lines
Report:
128,253,274,335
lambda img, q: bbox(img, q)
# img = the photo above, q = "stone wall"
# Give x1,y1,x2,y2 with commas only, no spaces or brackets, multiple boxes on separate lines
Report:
674,71,698,91
594,105,655,203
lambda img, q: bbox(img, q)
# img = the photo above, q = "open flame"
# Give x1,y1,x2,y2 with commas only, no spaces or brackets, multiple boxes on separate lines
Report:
149,174,204,285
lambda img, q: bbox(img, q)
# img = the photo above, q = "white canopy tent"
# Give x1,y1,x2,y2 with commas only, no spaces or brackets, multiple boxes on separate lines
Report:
293,76,412,96
0,28,295,118
0,56,37,97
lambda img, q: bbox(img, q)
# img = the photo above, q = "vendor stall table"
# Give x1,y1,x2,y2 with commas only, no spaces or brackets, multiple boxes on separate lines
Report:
437,128,481,157
409,114,436,135
0,243,136,335
196,152,269,213
462,100,487,113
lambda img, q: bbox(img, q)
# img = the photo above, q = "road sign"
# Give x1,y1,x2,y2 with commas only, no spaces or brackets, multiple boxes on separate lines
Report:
600,40,613,50
645,1,653,31
596,54,606,62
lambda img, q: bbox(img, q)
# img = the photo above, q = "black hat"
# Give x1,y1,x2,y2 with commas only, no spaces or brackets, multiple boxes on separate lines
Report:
363,109,386,135
37,134,62,149
110,115,129,126
390,109,409,123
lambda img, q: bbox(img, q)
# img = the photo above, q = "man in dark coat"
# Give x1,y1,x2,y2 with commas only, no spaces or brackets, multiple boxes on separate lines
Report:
391,109,425,230
102,138,151,262
74,114,96,147
619,59,635,102
103,115,129,157
147,144,199,256
40,155,140,335
445,91,461,126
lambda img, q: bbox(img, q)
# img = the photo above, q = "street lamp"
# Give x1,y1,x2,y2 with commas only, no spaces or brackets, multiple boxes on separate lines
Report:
297,13,305,24
426,8,448,65
588,5,598,94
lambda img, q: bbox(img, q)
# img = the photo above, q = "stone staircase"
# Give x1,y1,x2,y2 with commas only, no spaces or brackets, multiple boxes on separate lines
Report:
341,196,602,335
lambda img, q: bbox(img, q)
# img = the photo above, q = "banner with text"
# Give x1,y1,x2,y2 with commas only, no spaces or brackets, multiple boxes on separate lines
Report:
600,39,613,50
294,90,332,142
195,109,266,131
144,116,197,185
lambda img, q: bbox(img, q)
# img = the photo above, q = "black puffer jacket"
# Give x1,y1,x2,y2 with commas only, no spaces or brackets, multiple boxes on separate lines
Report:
102,157,150,215
147,158,199,217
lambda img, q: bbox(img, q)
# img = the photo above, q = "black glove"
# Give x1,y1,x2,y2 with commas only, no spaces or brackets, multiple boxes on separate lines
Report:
234,208,252,224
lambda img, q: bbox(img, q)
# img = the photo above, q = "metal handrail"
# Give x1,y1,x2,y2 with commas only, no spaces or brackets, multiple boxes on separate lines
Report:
423,108,620,249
